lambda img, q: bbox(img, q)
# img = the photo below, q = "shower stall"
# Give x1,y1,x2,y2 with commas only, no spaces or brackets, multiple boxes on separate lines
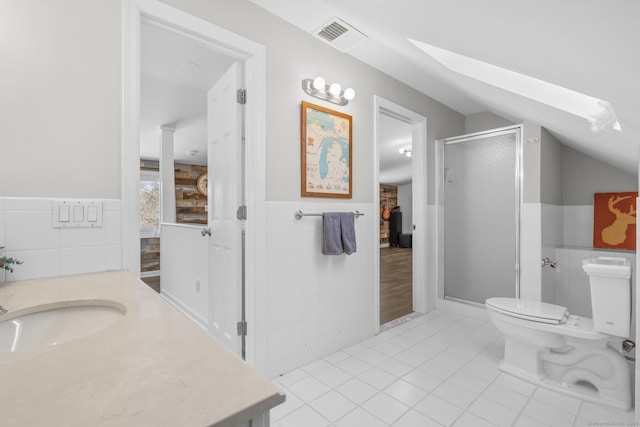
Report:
437,126,522,306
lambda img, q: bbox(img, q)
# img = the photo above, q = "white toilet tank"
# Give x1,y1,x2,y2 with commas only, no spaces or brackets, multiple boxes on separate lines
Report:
582,256,631,338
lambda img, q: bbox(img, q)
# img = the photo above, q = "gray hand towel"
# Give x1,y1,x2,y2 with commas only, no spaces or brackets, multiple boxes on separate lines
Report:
322,213,344,255
340,212,357,255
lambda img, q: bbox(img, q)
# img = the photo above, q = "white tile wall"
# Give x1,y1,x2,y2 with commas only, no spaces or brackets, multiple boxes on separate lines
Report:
0,197,122,282
541,204,635,325
541,204,563,248
265,202,376,379
563,205,594,247
521,203,542,300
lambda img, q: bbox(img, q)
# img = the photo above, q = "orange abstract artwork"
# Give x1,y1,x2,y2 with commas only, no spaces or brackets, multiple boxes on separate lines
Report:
593,192,637,250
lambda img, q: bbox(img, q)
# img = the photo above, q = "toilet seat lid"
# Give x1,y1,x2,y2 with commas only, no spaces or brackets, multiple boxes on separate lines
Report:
486,298,569,324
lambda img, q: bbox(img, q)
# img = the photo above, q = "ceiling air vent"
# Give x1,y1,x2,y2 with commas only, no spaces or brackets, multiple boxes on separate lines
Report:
312,18,367,53
317,21,349,42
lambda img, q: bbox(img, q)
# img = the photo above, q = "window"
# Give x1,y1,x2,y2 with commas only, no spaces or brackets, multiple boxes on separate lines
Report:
140,170,160,237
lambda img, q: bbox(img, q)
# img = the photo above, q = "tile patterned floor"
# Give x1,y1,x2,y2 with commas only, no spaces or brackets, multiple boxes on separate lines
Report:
270,309,636,427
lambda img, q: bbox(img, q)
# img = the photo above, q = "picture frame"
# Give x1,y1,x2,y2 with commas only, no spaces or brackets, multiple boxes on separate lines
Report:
593,191,637,250
301,101,352,198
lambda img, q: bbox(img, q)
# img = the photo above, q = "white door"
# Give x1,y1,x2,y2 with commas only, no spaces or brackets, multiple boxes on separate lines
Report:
207,62,243,355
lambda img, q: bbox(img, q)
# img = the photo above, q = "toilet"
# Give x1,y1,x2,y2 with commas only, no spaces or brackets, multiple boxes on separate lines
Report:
486,256,632,410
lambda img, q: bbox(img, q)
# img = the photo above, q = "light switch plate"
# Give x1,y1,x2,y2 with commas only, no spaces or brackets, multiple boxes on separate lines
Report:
53,200,103,228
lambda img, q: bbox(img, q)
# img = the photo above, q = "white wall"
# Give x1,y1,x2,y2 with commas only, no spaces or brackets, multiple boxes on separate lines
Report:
140,75,207,163
0,198,122,282
0,0,121,199
159,0,465,205
520,203,542,300
540,128,563,205
562,145,638,206
160,223,209,327
464,111,514,135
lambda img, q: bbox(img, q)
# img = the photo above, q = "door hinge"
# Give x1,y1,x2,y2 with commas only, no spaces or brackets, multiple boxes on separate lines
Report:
237,205,247,221
237,320,248,336
237,89,247,105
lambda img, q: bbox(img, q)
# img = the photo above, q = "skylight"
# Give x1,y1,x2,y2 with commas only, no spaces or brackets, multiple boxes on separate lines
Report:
408,39,621,133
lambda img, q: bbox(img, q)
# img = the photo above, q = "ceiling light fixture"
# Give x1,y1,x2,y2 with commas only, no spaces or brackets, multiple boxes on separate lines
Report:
408,39,621,133
302,77,356,106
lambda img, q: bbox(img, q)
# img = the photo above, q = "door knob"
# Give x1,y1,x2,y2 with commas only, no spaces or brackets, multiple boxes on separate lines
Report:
201,227,212,237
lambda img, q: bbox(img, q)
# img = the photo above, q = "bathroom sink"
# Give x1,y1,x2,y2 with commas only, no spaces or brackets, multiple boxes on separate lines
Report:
0,301,125,353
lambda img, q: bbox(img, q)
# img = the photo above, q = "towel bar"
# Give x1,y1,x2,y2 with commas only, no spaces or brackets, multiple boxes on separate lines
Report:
294,210,364,220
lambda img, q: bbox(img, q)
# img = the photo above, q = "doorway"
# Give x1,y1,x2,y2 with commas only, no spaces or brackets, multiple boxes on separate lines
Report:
122,0,267,371
378,114,414,325
138,17,243,354
374,96,428,329
138,19,235,296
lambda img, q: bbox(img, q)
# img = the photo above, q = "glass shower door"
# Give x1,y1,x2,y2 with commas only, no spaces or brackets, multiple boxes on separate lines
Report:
442,128,521,304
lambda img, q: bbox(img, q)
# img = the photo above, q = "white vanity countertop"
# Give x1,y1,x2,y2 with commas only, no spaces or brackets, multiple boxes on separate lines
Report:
0,271,284,426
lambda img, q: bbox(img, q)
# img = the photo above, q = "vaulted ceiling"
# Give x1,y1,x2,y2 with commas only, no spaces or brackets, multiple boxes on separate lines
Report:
250,0,640,176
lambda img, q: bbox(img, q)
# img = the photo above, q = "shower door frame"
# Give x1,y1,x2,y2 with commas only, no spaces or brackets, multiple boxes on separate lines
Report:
435,125,523,308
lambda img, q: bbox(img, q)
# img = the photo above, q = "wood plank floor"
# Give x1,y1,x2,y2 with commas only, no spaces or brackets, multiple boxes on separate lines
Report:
380,246,413,325
141,275,160,293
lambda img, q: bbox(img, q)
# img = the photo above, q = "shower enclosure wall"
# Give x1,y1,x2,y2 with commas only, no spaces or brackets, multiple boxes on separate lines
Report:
437,126,522,305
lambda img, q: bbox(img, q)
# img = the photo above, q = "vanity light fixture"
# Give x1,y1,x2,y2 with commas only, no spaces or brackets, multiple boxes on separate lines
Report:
399,147,412,157
302,76,356,106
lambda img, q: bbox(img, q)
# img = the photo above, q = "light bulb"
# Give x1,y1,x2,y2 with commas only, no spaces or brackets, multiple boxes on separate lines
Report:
312,76,325,91
343,87,355,100
328,83,342,96
398,148,405,154
406,151,412,157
